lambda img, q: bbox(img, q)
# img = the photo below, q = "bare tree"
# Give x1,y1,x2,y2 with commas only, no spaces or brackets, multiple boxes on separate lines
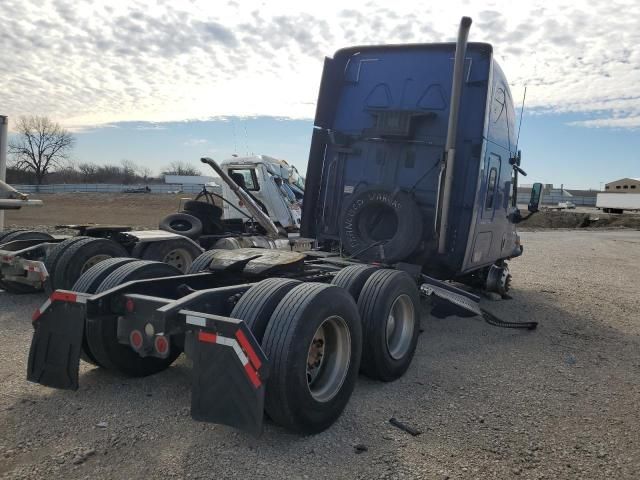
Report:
9,116,76,185
162,160,201,176
139,165,152,182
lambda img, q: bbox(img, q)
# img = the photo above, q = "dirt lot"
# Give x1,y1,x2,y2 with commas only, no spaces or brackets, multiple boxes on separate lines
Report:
1,230,639,479
5,194,640,233
5,193,184,229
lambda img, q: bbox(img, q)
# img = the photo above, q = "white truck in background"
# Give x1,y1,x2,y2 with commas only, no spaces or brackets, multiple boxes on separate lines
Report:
219,155,304,232
596,193,640,214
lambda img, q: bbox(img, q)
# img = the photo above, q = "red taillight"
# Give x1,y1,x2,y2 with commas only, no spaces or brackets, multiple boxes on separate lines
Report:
125,298,135,313
154,335,169,355
130,330,143,350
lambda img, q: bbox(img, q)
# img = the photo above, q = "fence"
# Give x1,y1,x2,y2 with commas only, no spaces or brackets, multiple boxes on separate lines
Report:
11,183,207,194
516,192,597,206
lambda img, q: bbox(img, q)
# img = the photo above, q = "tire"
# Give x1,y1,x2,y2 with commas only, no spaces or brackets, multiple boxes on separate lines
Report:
85,261,182,376
263,283,362,434
339,187,423,263
180,209,225,235
72,257,139,295
44,237,88,281
0,229,22,243
331,264,379,301
183,200,225,235
358,269,421,381
140,239,203,273
1,230,54,243
159,213,202,239
183,200,223,219
186,249,222,274
51,237,128,291
72,257,139,367
231,278,301,342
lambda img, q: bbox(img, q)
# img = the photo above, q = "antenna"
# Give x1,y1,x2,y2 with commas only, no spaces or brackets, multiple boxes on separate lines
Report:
232,119,238,154
243,123,249,157
514,85,527,153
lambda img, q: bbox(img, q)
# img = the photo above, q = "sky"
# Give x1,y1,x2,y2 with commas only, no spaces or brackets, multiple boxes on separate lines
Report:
2,0,639,189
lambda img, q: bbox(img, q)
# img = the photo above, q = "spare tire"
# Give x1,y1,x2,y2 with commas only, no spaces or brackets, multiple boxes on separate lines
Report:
159,213,202,239
183,200,223,220
339,187,423,263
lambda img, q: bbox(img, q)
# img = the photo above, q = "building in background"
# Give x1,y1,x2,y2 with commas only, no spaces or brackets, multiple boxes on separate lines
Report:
604,178,640,192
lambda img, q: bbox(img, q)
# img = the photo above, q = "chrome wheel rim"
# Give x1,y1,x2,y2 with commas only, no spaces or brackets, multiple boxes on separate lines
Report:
162,248,192,272
306,315,351,403
386,294,415,360
81,254,111,274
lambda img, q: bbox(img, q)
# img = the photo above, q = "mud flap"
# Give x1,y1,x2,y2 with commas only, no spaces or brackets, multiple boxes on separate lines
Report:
182,310,269,435
27,293,89,390
420,275,482,317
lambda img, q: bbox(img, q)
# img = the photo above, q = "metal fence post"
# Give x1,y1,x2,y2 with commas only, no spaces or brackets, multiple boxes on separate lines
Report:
0,115,8,230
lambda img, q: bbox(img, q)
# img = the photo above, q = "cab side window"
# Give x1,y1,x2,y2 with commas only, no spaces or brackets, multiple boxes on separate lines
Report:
485,167,498,209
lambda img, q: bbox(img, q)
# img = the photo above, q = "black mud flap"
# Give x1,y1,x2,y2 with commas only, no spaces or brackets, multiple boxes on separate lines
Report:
420,275,482,317
27,291,90,390
182,310,269,435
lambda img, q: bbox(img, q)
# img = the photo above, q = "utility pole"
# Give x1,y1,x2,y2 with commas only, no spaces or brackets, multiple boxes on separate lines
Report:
0,116,8,230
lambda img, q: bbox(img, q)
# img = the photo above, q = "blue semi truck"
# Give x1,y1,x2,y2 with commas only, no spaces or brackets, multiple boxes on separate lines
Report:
26,18,542,435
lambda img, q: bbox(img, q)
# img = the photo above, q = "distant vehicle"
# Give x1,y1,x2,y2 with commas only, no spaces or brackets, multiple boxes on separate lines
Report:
559,201,576,209
218,155,303,232
596,192,640,214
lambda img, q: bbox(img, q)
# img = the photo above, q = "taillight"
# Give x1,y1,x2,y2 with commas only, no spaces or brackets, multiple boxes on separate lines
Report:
130,330,143,350
154,335,169,355
125,298,135,313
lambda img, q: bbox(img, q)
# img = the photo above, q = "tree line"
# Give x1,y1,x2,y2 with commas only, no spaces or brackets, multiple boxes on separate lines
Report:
6,116,202,185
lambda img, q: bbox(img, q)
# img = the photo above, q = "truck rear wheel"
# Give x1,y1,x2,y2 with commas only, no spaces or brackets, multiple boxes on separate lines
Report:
72,257,139,366
0,229,23,243
0,230,54,243
262,283,362,434
140,239,202,273
44,237,89,285
331,264,379,301
186,249,222,274
0,230,55,294
231,278,301,342
51,237,128,290
84,261,183,376
358,269,420,381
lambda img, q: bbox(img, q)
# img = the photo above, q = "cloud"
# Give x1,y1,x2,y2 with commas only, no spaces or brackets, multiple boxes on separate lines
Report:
567,115,640,129
2,0,640,128
184,138,208,146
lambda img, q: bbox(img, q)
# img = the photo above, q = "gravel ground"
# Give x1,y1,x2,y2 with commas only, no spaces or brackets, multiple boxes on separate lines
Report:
1,230,639,479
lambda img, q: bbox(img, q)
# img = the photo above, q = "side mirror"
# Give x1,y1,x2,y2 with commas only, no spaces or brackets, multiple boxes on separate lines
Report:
528,182,543,213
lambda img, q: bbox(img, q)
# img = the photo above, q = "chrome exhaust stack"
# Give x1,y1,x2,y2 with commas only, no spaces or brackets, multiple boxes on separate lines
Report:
437,16,472,254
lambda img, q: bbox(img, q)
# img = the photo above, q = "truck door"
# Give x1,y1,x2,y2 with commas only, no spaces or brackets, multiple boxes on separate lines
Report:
481,153,501,221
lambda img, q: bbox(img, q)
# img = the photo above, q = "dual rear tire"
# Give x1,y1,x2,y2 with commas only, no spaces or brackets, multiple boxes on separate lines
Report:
73,259,183,376
230,267,420,433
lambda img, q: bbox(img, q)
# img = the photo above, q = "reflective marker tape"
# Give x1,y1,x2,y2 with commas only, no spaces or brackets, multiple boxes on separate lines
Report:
235,329,262,370
186,315,207,327
32,298,52,322
196,329,261,388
